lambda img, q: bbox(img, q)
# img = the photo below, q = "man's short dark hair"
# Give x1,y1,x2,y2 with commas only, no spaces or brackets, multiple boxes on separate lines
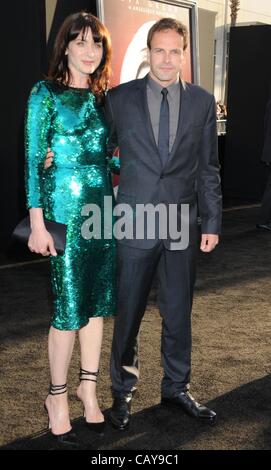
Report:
147,18,188,51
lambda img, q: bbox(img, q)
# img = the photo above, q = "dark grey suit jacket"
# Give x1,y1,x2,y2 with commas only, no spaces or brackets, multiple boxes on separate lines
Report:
105,75,222,249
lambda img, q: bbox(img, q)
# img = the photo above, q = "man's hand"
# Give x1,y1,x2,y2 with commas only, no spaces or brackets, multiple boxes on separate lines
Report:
200,234,219,253
44,147,54,169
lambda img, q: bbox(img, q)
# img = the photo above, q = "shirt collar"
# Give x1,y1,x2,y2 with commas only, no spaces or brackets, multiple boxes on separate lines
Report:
147,74,180,99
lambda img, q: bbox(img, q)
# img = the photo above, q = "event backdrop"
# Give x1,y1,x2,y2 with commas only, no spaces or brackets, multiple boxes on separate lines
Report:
97,0,198,87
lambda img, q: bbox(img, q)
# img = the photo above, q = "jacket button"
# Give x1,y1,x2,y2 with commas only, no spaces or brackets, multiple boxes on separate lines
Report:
160,174,164,179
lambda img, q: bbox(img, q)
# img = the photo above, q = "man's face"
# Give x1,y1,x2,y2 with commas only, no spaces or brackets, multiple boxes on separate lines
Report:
148,29,185,86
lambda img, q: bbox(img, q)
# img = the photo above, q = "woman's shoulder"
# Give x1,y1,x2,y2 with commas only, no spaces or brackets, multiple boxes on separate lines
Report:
29,79,56,97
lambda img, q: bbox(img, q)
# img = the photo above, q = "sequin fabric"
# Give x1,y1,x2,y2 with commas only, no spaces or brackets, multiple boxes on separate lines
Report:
25,80,117,330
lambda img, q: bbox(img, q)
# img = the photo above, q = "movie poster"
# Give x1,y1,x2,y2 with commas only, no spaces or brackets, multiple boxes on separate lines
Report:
97,0,198,87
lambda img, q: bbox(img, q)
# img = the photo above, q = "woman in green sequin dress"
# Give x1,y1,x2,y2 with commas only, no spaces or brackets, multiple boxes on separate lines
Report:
25,12,117,442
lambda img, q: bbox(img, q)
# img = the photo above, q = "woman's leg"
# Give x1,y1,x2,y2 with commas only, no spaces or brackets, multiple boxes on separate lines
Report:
77,317,104,423
45,326,76,435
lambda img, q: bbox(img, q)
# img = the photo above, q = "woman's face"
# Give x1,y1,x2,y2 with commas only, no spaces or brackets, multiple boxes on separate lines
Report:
66,27,103,79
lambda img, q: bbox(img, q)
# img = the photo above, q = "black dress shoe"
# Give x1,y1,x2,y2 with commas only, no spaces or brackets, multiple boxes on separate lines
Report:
84,419,106,435
44,383,79,447
108,393,133,431
256,222,271,232
50,428,79,446
78,368,106,435
161,391,217,425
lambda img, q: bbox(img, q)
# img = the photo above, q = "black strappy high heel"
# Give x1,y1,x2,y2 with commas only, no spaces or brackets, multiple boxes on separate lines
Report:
78,368,105,434
44,383,78,446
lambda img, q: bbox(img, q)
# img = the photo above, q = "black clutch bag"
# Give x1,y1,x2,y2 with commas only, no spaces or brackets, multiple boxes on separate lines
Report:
12,216,67,255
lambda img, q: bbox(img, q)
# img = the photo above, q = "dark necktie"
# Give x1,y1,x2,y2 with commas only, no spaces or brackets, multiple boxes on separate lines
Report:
158,88,169,166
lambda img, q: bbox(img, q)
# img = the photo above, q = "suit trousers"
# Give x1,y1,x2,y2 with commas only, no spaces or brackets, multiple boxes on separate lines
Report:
110,241,198,398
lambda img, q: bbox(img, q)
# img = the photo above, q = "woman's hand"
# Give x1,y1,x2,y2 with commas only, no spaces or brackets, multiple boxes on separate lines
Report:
28,228,57,256
28,208,57,256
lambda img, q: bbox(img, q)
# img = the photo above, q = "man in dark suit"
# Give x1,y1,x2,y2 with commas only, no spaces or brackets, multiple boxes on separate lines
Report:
257,99,271,231
105,18,222,430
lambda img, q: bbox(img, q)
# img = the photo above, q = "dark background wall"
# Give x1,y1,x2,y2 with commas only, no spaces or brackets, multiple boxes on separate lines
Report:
0,0,97,254
1,0,46,252
223,25,271,202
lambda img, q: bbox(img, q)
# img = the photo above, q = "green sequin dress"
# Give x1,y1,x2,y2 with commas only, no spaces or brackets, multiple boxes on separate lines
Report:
25,80,117,330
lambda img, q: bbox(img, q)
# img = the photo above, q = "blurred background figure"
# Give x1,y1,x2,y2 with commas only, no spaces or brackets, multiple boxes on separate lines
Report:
216,101,227,119
216,101,227,136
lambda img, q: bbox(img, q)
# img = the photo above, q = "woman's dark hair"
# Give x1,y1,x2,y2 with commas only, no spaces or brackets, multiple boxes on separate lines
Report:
47,11,112,96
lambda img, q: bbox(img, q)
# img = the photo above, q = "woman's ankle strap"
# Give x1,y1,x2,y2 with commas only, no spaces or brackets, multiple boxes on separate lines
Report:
49,383,67,395
79,368,99,383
